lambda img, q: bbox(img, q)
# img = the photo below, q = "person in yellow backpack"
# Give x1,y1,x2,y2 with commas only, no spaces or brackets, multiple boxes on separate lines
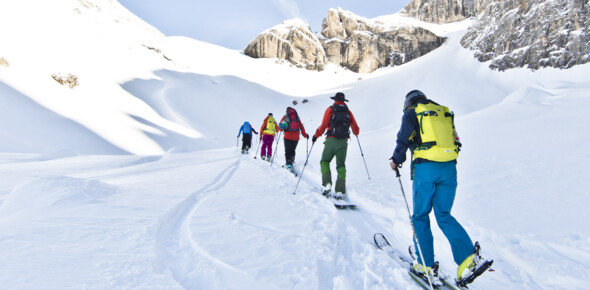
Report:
259,113,279,161
389,90,492,285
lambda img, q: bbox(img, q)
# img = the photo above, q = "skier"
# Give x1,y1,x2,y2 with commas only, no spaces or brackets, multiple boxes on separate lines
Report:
237,121,258,154
259,113,279,161
389,90,491,283
312,92,359,200
278,107,309,169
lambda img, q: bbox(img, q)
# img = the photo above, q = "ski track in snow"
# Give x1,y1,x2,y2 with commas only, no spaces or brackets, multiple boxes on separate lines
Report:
152,150,415,289
154,156,268,289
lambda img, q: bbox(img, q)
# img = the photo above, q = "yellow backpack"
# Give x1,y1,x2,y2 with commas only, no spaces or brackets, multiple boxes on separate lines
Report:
264,116,277,135
412,102,460,162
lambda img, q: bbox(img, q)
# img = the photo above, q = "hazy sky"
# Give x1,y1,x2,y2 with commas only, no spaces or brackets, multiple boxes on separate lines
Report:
118,0,408,50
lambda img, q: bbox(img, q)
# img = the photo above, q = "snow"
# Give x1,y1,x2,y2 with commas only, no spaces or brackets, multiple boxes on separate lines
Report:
1,0,590,289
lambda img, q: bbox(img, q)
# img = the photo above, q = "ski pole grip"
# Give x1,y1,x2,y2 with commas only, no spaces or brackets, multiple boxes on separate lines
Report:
394,166,400,178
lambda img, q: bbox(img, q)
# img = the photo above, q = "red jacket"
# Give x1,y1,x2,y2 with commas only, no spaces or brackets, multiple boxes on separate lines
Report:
313,101,360,139
278,115,308,141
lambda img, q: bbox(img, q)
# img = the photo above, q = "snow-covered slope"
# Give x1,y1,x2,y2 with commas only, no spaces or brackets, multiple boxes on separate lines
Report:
1,1,589,289
0,0,361,155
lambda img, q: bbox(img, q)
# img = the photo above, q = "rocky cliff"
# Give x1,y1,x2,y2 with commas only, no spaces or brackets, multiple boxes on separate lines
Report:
244,8,445,74
320,8,445,73
461,0,590,70
244,19,327,71
245,0,590,73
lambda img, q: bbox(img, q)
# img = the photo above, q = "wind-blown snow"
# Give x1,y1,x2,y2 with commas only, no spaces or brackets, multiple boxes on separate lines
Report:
1,1,589,289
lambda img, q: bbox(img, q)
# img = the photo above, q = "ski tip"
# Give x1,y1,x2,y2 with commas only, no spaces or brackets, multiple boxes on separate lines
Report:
373,233,391,249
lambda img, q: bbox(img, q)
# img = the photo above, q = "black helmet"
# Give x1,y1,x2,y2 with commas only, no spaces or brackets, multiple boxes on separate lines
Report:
403,90,426,112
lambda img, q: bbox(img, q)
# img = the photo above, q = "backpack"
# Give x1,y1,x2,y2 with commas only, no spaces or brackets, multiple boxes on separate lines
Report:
412,102,460,162
284,108,300,132
265,116,276,133
329,105,350,139
242,122,252,134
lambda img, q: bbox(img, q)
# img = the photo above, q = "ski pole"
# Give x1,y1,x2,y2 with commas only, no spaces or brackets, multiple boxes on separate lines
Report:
270,131,282,166
236,136,239,148
394,167,434,290
293,142,315,195
254,136,262,159
356,135,371,179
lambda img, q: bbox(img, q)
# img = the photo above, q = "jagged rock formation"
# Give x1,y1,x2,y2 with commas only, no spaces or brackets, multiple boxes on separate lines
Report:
400,0,476,23
244,0,589,72
321,8,445,73
244,19,327,71
244,9,446,74
461,0,590,70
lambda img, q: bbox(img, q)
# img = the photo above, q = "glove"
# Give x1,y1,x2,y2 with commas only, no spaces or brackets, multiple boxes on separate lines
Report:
390,159,402,177
306,135,309,139
312,136,317,143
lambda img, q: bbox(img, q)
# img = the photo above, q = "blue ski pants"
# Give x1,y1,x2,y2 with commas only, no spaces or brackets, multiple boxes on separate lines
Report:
412,161,473,267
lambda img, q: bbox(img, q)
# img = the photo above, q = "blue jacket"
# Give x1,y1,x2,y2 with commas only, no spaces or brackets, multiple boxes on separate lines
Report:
238,122,258,136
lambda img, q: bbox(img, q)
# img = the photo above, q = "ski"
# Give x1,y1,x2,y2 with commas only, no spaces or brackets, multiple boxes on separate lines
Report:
328,197,356,209
373,233,458,290
407,240,494,289
315,187,356,209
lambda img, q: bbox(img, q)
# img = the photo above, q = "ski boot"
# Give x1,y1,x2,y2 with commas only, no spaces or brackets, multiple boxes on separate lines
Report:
321,183,332,196
456,242,493,287
411,261,443,287
330,192,345,200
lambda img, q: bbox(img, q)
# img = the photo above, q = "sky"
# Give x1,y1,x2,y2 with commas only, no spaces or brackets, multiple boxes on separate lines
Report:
118,0,409,50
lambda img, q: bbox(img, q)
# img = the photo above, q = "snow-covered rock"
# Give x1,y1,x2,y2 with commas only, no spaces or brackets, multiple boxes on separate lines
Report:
245,8,446,74
461,0,590,70
320,8,445,73
244,19,327,71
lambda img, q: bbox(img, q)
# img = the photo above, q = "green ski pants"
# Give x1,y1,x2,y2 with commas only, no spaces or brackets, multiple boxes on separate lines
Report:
320,138,348,193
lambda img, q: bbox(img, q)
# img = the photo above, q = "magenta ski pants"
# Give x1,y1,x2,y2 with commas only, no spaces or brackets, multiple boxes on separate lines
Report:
260,134,275,157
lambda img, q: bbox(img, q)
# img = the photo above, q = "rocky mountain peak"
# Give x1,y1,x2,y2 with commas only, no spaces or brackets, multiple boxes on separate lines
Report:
244,18,327,71
320,8,445,73
244,7,445,74
244,0,589,73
